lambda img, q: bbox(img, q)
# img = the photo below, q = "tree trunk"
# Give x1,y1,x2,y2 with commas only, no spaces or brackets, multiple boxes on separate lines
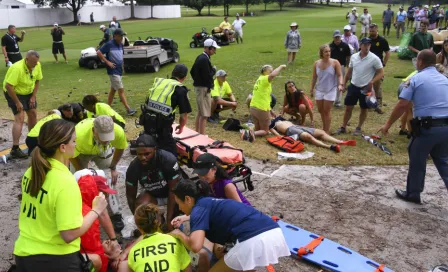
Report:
265,3,267,10
340,0,342,7
130,0,135,19
208,5,210,15
246,3,249,13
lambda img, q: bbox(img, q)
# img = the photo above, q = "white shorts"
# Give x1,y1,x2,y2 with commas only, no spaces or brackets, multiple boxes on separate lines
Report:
109,74,124,90
350,24,357,33
361,25,369,34
414,20,421,29
234,29,243,38
224,228,290,271
315,88,337,101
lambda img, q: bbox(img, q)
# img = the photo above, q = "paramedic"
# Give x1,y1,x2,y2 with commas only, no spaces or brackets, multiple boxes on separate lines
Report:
142,64,191,156
126,134,181,231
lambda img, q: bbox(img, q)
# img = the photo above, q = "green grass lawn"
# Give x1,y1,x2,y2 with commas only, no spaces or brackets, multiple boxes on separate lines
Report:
0,3,417,165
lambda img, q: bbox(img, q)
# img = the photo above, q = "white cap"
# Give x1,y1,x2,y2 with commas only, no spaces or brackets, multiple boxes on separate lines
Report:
216,70,227,76
74,169,106,182
236,13,240,16
344,25,352,30
51,109,62,116
54,23,58,27
99,25,106,29
290,22,298,27
204,38,220,48
352,7,357,10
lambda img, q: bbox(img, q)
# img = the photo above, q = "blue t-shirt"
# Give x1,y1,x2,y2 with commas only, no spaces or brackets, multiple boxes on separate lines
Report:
190,197,278,245
99,40,123,76
400,66,448,118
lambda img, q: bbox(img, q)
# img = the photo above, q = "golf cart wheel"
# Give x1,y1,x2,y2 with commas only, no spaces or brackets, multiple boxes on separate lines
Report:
150,59,160,73
78,59,84,67
189,42,196,48
173,52,180,63
87,60,98,69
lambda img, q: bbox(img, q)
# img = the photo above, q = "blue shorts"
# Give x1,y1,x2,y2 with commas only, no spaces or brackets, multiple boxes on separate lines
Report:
345,84,368,109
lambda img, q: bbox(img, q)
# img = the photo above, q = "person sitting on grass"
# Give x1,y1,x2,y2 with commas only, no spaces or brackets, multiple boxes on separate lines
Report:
209,70,237,123
127,203,192,272
82,95,126,129
25,109,61,155
269,116,356,153
170,179,290,272
280,80,314,126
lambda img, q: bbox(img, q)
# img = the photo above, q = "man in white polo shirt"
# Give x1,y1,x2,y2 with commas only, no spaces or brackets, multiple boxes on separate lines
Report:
333,37,384,136
232,13,246,44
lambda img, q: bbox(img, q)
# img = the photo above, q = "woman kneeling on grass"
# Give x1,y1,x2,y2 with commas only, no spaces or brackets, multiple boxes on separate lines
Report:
170,179,290,272
127,203,192,272
281,81,314,126
14,119,108,271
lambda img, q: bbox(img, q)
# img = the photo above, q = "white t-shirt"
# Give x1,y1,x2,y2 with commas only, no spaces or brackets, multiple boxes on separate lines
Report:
348,13,359,24
360,13,372,25
232,19,246,30
349,51,383,87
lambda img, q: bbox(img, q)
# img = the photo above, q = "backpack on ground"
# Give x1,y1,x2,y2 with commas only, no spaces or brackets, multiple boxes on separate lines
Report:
267,136,305,153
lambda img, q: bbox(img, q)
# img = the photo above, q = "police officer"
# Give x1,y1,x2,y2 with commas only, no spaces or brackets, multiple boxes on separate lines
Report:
140,64,192,156
2,25,25,65
378,49,448,204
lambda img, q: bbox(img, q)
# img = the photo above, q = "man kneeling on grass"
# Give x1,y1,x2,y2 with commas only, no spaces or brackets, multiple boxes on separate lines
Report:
269,116,356,152
208,70,237,123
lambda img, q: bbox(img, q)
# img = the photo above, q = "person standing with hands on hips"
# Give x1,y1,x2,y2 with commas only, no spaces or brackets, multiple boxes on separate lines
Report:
3,50,42,159
378,49,448,204
2,25,25,65
51,23,68,64
14,119,108,271
190,39,219,135
232,13,246,44
285,22,301,65
97,28,136,116
346,7,359,35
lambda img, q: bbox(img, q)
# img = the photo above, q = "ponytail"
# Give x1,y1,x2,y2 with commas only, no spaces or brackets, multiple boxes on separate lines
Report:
28,119,74,197
172,179,211,202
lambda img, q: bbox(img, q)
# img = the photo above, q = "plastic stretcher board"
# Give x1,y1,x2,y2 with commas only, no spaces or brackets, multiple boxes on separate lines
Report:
277,220,394,272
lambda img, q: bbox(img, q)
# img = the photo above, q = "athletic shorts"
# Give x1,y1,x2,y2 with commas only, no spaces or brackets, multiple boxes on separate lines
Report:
383,22,392,29
361,25,369,34
109,74,124,90
15,252,82,272
344,84,368,109
52,42,65,54
4,91,37,115
350,24,357,33
234,29,243,38
285,125,315,138
7,52,22,64
250,107,270,132
195,86,211,117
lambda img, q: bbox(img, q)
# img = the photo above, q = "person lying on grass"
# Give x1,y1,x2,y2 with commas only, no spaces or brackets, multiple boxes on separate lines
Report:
269,116,356,153
170,179,290,272
280,80,314,126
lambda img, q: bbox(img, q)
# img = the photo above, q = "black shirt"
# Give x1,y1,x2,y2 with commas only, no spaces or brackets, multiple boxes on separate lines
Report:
1,33,21,53
125,149,180,198
58,103,85,124
171,79,192,115
330,41,351,67
190,52,215,90
369,35,390,65
51,28,63,42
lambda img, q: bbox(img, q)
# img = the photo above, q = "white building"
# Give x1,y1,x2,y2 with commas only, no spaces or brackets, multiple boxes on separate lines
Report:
0,0,27,9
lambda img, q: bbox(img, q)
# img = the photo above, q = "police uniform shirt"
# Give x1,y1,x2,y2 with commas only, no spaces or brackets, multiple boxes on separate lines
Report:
51,29,63,42
1,33,21,53
369,36,390,65
169,80,192,116
125,149,180,198
330,41,351,67
58,103,85,124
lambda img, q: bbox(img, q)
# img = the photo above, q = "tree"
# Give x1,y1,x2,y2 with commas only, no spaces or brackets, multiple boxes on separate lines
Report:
183,0,207,15
243,0,260,13
263,0,271,10
33,0,108,23
277,0,285,10
205,0,220,15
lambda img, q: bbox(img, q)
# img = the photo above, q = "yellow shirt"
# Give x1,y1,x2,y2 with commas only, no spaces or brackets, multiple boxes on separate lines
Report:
219,21,232,30
14,158,83,256
74,118,128,157
250,75,272,111
128,232,190,272
211,79,232,98
86,103,126,124
3,59,43,95
27,114,62,138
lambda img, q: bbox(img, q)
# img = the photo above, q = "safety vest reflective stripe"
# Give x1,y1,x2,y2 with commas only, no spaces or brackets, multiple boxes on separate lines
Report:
147,78,182,116
148,78,165,98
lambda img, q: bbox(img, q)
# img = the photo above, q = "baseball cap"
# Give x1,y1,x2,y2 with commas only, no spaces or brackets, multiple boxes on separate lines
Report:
352,7,357,10
216,70,227,76
93,175,117,194
73,169,117,194
61,103,72,111
99,25,106,29
94,116,115,142
50,109,62,116
290,22,298,27
333,30,342,37
113,28,124,36
193,153,217,176
135,134,157,148
236,13,240,17
360,37,372,44
204,38,220,48
172,64,188,78
344,25,352,31
54,23,58,27
399,5,403,9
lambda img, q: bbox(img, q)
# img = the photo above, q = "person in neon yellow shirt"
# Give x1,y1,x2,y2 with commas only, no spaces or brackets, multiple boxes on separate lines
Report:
209,70,237,122
70,116,128,185
127,203,191,272
82,94,126,128
14,119,108,271
243,64,286,142
3,50,43,159
25,109,62,155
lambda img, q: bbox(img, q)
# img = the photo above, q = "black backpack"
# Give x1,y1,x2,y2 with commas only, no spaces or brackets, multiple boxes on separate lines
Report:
223,118,242,131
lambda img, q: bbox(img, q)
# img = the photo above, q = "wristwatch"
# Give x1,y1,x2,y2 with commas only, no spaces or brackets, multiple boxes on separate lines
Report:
109,165,116,171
